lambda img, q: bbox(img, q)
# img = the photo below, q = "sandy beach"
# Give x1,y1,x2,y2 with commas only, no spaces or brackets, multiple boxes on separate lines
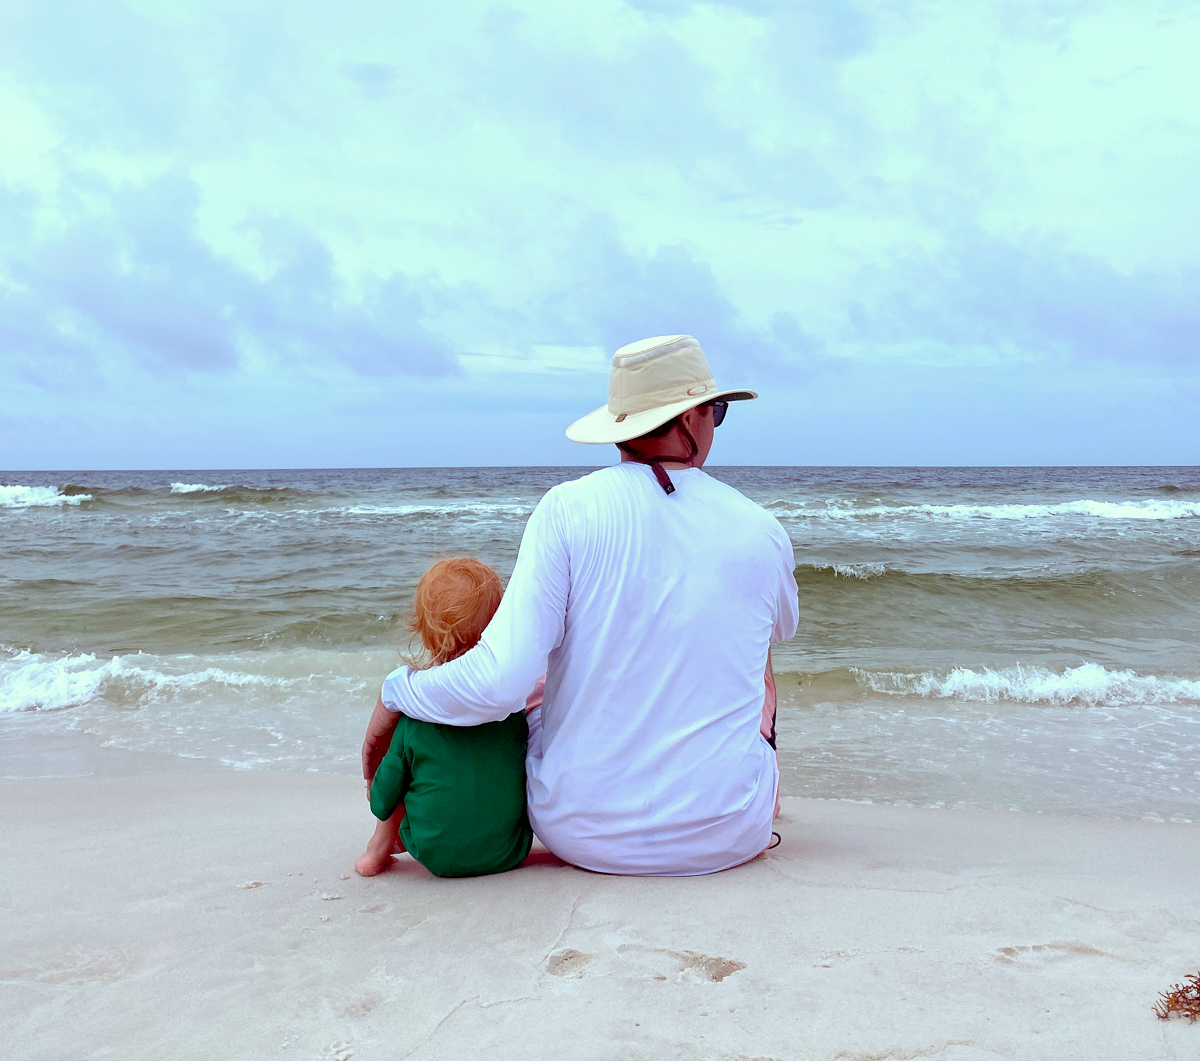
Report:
3,768,1198,1060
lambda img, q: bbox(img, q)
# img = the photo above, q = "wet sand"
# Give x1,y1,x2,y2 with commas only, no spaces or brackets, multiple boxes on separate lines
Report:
3,769,1198,1060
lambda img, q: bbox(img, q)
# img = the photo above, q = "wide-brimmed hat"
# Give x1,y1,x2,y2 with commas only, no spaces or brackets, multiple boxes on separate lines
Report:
566,335,757,445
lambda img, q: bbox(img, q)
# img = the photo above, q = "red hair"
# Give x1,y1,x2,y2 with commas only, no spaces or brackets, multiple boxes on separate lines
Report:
406,557,503,667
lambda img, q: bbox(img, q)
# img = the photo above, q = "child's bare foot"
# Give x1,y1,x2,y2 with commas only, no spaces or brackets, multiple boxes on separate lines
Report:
355,808,406,876
355,836,404,876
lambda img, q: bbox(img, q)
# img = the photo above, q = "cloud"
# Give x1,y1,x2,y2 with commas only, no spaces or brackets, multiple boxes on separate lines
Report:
627,0,875,57
0,0,190,151
465,6,845,211
847,223,1200,368
0,170,462,378
534,214,821,382
1,0,1198,465
342,62,402,98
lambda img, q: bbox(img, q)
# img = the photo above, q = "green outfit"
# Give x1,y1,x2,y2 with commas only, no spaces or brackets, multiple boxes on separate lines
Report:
369,711,533,878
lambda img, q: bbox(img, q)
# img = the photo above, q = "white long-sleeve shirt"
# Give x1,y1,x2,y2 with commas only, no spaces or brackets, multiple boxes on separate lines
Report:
380,463,799,875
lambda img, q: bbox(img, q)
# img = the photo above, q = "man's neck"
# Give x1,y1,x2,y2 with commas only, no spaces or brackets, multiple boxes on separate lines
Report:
619,452,698,471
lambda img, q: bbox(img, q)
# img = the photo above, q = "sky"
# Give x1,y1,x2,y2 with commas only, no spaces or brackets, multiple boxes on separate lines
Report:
1,0,1197,469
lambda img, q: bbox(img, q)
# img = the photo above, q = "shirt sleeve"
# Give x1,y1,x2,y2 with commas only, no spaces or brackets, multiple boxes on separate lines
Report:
379,488,571,726
770,523,800,644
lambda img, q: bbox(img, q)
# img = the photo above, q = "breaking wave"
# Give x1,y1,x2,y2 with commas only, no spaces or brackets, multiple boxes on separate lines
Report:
829,563,886,580
0,648,296,713
766,498,1200,521
0,482,531,516
789,565,1200,616
0,485,92,508
854,662,1200,707
340,502,534,519
170,482,231,493
149,484,303,504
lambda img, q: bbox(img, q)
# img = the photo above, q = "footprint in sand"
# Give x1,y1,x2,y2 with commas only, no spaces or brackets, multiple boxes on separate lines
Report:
721,1056,782,1061
334,992,380,1019
675,950,746,982
547,948,594,978
2,947,137,986
994,940,1114,965
813,949,858,968
357,901,393,915
616,944,746,983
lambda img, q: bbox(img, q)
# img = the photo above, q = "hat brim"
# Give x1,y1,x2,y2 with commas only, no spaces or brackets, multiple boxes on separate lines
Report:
565,389,758,445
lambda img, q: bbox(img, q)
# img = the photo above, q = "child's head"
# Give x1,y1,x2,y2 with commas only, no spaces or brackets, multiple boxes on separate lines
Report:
408,557,503,667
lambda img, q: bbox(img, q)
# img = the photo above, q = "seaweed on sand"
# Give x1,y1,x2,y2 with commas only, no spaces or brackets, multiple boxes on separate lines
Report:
1154,972,1200,1022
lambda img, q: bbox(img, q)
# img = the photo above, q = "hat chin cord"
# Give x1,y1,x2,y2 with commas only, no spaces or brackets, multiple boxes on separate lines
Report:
617,421,699,496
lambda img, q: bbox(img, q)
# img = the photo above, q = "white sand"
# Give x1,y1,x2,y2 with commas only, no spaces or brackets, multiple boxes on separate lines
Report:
3,770,1199,1060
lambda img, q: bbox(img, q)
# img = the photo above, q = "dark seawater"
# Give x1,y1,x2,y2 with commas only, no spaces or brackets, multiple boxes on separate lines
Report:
2,467,1199,821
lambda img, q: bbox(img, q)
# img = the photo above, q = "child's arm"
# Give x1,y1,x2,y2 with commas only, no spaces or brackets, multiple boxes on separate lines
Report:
362,698,400,784
376,491,570,727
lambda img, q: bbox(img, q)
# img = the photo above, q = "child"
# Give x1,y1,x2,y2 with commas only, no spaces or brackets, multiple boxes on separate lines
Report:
355,557,534,878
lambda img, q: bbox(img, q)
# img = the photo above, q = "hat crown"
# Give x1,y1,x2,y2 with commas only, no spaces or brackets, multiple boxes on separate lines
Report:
608,335,716,417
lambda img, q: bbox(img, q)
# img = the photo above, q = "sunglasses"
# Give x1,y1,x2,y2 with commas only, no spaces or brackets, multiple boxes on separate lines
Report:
705,399,729,428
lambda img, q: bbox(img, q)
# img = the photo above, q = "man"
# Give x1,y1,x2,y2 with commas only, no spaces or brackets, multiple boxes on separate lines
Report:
361,334,799,875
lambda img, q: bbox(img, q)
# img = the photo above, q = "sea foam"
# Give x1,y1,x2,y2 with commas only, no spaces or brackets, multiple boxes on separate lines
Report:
855,662,1200,707
341,502,534,518
903,500,1200,521
0,485,91,508
767,498,1200,521
0,649,290,713
831,563,886,580
170,482,230,493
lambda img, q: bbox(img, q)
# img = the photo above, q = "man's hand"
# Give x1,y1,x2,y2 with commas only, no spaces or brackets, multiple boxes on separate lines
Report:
524,675,547,714
762,650,780,819
362,697,400,783
760,650,777,744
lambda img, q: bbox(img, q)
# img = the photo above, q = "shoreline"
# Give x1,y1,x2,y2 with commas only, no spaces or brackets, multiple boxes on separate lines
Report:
8,725,1197,825
3,768,1198,1059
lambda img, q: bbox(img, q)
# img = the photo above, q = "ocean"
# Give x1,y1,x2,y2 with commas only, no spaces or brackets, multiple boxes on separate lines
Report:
2,466,1198,822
